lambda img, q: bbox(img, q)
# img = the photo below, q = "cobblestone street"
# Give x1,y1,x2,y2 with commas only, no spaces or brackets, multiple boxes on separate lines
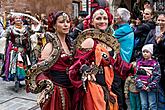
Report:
0,78,40,110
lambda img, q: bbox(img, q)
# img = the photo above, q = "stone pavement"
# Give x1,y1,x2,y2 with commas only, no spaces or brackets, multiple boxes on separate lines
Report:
0,78,41,110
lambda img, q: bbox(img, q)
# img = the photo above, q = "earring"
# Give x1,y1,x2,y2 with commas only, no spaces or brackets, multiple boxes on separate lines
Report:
53,26,56,31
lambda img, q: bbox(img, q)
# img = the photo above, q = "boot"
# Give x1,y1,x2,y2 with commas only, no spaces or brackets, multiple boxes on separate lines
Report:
15,81,19,92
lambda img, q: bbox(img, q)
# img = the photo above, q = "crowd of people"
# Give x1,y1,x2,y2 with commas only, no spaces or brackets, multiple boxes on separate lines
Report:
0,0,165,110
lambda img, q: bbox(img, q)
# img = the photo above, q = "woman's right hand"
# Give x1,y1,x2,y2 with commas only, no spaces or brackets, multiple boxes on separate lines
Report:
37,90,47,104
125,94,128,99
37,80,53,105
135,18,141,25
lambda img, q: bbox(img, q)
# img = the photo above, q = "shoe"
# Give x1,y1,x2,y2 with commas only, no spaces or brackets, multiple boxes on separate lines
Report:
15,81,19,92
19,83,25,88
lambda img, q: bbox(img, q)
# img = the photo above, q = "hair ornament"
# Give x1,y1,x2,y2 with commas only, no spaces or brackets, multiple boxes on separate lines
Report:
100,10,104,15
62,13,67,20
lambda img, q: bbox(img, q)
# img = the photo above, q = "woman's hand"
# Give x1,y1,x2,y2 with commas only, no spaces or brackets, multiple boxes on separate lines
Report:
37,90,46,104
155,33,163,44
131,61,136,68
82,71,96,81
40,42,53,60
81,38,94,49
88,73,96,81
37,80,53,105
37,89,49,105
146,87,151,92
81,62,97,81
142,85,147,91
135,18,141,25
125,93,128,99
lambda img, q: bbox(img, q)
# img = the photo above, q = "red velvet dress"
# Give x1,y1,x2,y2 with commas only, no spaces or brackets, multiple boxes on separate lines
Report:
69,41,132,110
37,49,73,110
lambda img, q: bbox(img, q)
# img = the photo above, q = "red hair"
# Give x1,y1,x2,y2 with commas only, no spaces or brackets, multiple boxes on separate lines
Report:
47,11,70,32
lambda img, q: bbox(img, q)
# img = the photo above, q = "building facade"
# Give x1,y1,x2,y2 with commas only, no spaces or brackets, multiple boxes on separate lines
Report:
0,0,73,15
0,0,164,16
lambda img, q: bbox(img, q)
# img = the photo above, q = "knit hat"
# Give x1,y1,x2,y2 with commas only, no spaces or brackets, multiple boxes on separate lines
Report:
142,44,153,54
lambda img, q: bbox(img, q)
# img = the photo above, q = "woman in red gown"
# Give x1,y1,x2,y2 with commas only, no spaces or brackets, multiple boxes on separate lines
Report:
69,7,133,110
26,11,73,110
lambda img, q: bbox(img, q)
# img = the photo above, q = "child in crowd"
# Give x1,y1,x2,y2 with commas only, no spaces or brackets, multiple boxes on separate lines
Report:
135,44,161,110
124,74,141,110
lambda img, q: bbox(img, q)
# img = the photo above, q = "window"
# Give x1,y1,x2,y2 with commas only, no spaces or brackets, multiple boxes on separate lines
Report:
72,3,79,18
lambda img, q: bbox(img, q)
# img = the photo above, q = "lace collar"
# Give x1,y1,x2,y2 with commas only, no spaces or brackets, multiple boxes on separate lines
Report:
12,25,26,35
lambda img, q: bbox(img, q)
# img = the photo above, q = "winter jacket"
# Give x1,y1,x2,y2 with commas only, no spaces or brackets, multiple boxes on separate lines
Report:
114,23,134,63
145,29,165,65
124,76,139,94
135,58,161,91
134,21,155,49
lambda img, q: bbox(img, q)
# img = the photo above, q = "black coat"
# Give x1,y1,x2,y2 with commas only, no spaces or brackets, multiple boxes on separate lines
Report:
145,29,165,65
145,29,165,94
134,20,156,49
132,20,156,60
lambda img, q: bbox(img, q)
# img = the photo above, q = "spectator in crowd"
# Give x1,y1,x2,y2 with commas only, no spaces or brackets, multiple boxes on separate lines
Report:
135,44,161,110
70,17,79,32
144,14,165,109
124,74,141,110
30,14,46,65
0,11,11,30
132,0,142,20
23,11,32,26
40,13,48,31
133,7,155,60
156,0,165,11
0,11,7,29
114,8,134,63
143,0,151,10
113,8,134,110
0,29,6,76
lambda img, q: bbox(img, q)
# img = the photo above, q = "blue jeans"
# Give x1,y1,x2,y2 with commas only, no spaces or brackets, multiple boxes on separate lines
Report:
140,90,157,110
129,92,141,110
158,87,165,110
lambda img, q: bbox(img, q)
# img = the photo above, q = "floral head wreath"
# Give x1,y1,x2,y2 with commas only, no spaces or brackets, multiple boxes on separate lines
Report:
83,6,113,29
